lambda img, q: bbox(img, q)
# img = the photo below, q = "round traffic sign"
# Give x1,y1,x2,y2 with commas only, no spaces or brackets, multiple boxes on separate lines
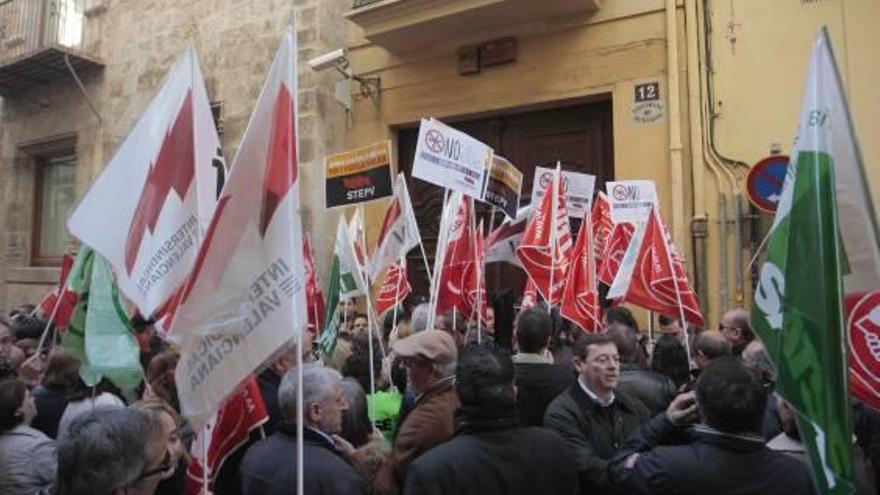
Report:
746,155,789,212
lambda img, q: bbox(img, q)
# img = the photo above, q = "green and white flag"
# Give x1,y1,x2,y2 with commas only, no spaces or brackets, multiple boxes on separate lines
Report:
752,27,862,494
63,247,144,390
318,217,368,357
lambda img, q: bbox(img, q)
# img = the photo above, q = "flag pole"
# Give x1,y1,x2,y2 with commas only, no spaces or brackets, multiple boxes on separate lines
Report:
392,256,403,333
358,203,378,427
428,188,452,331
657,207,693,365
547,163,561,315
647,310,655,344
475,217,483,345
202,423,210,494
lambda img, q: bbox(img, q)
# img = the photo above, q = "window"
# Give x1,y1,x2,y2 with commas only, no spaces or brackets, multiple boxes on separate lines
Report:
33,156,76,265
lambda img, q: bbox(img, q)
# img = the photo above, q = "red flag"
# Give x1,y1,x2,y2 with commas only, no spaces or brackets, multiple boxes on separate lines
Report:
303,234,325,332
184,376,268,495
619,207,704,326
38,254,78,328
597,222,635,287
560,214,601,333
435,195,477,317
845,290,880,409
592,192,614,264
376,260,412,316
516,167,572,306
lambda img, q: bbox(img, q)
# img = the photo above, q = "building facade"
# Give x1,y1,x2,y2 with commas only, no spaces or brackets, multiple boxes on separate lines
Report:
0,0,877,328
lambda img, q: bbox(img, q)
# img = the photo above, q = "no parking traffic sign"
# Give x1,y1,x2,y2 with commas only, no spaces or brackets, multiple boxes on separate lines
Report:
746,155,789,212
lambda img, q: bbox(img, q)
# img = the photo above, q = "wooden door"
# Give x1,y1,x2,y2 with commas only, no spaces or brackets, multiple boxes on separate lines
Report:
397,99,614,300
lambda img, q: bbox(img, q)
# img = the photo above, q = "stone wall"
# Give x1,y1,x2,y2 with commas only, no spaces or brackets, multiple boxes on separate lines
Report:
0,0,353,313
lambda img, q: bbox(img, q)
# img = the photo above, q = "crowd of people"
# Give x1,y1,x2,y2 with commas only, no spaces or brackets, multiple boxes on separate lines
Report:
1,295,879,495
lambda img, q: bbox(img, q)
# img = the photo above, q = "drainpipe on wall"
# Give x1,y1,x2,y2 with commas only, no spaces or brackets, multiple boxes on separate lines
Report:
666,0,687,257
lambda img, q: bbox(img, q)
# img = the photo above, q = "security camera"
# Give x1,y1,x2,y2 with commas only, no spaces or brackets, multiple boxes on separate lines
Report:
308,48,349,72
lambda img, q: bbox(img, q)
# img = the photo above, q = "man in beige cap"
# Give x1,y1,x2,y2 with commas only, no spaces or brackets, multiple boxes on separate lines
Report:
373,330,459,495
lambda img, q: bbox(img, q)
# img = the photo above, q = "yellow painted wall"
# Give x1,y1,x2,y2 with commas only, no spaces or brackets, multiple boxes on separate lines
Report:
340,0,879,328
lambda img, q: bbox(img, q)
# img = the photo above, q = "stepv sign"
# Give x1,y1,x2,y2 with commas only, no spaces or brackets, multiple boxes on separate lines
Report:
746,155,789,213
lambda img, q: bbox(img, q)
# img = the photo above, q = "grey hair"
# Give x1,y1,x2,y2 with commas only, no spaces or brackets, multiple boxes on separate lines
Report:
56,408,164,495
411,303,431,333
279,364,343,424
432,360,457,379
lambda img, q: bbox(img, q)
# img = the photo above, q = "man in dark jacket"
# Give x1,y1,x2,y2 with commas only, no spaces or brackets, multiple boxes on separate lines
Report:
606,324,675,415
404,345,578,495
544,333,652,495
240,364,366,495
608,357,816,494
513,309,574,426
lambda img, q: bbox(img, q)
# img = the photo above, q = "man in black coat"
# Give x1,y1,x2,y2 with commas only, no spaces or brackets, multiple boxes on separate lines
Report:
512,309,574,426
608,356,816,495
607,324,676,415
403,345,578,495
240,364,367,495
544,333,652,495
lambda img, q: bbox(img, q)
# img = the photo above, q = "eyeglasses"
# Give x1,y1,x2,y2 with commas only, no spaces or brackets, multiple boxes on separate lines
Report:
133,449,172,483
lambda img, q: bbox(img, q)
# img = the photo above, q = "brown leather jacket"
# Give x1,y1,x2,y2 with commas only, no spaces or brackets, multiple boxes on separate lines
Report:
373,376,459,495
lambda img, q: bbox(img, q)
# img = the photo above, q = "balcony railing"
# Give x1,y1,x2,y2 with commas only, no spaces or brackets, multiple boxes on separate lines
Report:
0,0,102,97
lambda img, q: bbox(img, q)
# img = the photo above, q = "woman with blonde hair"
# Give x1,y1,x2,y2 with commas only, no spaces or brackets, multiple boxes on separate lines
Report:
131,398,188,495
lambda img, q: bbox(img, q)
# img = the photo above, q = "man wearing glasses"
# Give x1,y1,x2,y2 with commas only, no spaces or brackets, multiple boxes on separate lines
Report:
718,308,754,357
544,334,651,495
55,408,169,495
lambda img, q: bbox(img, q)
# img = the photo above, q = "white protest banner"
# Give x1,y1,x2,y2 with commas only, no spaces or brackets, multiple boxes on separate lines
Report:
530,167,595,219
169,30,307,429
606,180,657,223
412,118,492,200
67,46,224,317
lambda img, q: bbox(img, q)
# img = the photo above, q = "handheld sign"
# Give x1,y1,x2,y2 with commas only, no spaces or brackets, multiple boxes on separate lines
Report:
531,166,596,218
606,180,657,223
746,155,789,213
412,118,492,200
484,155,523,219
325,140,394,209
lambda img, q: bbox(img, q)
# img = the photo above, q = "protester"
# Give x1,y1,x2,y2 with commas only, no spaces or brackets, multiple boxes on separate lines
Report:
143,351,180,412
403,346,578,495
256,343,298,435
56,407,167,495
718,307,753,356
650,333,690,389
343,336,403,442
657,315,684,343
410,303,431,334
692,330,732,370
374,330,459,495
0,317,24,369
31,347,79,439
741,339,782,440
339,298,357,330
512,308,574,426
608,356,815,494
340,377,373,448
440,309,467,349
544,333,651,495
56,377,125,439
0,372,56,495
239,364,366,495
131,399,187,495
607,324,675,415
349,313,369,338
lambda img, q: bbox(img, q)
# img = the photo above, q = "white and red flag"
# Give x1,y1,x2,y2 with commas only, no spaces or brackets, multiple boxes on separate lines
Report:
592,192,614,264
168,31,308,427
611,206,704,326
67,46,223,317
184,376,267,495
37,254,78,328
560,213,601,333
375,259,412,316
515,166,573,306
466,220,489,323
368,174,422,281
303,234,325,332
435,194,478,318
485,205,532,268
348,206,367,271
597,222,635,287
